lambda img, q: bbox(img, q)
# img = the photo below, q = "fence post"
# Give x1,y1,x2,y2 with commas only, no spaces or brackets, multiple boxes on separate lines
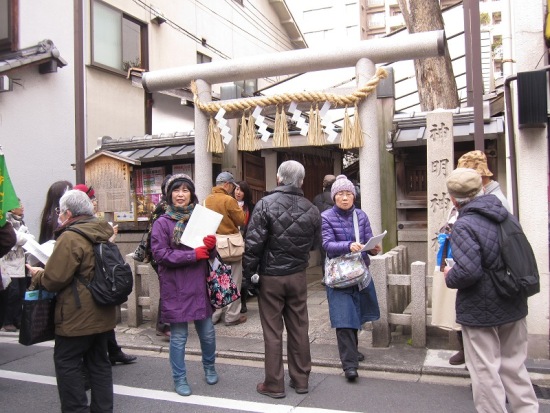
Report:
371,254,391,347
410,261,427,347
125,254,141,328
148,266,160,329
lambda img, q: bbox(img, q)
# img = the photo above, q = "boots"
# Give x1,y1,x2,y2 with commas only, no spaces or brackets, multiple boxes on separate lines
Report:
449,331,465,365
204,365,218,385
175,378,191,396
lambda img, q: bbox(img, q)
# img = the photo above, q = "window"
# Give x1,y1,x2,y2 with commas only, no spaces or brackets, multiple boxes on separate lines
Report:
91,0,146,74
197,52,212,64
0,0,18,53
367,12,385,29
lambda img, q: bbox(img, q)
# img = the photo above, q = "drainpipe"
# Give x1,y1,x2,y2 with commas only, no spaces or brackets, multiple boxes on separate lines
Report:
503,74,518,217
74,0,85,183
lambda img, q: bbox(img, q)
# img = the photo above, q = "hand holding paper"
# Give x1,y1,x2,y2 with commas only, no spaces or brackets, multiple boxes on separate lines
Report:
180,204,223,249
360,230,387,253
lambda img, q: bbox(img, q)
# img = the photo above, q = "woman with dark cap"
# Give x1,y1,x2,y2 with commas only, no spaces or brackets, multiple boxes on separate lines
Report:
150,174,218,397
321,174,381,382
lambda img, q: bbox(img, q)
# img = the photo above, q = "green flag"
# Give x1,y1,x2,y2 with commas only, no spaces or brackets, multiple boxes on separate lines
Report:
0,153,19,226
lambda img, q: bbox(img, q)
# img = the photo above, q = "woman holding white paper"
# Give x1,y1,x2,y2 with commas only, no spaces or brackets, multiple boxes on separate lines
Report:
321,175,381,382
150,174,218,397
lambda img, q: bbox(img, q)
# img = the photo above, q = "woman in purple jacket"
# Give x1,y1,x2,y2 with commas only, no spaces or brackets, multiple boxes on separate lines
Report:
321,175,381,383
150,174,217,397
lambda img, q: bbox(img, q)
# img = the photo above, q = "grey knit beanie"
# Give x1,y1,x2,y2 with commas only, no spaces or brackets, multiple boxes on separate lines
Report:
330,175,356,200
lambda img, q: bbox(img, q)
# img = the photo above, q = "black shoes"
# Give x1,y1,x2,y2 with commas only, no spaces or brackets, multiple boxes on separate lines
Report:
345,368,358,381
109,351,137,365
358,352,365,362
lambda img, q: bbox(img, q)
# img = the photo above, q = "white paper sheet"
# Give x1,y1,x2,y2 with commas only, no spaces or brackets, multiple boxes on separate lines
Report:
360,230,387,252
180,204,223,249
23,239,56,265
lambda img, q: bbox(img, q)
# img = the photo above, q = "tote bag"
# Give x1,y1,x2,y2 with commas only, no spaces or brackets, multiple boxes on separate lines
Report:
19,289,56,346
207,254,240,309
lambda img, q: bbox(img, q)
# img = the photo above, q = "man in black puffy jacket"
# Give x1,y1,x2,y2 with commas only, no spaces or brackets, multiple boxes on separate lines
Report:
244,160,320,399
443,168,538,412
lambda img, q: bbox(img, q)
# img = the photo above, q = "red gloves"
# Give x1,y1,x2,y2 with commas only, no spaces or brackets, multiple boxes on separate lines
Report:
195,246,209,260
203,235,216,250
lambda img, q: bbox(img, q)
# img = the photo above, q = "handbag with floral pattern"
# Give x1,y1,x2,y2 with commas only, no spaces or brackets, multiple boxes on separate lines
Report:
207,254,240,309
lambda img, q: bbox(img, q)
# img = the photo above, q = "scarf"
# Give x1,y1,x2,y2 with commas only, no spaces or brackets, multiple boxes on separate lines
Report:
166,203,195,245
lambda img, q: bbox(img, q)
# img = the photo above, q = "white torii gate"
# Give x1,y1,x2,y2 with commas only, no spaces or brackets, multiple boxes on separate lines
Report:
142,30,444,234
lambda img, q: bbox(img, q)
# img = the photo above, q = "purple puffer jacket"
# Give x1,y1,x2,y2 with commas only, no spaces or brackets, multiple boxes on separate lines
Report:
321,205,373,266
150,214,213,323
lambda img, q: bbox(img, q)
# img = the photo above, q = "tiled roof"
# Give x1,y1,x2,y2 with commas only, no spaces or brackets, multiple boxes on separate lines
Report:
0,39,67,74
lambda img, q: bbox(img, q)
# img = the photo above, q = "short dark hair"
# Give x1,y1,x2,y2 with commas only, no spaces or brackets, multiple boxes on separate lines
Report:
166,180,199,206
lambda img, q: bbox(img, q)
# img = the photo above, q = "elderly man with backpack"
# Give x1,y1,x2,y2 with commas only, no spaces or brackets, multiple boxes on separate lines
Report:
27,189,118,412
443,168,538,413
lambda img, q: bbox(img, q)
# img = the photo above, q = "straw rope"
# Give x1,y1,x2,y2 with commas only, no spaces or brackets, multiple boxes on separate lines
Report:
191,67,388,114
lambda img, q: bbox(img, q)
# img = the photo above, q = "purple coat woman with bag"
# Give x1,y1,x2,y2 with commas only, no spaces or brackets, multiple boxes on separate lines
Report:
150,174,218,397
321,175,381,383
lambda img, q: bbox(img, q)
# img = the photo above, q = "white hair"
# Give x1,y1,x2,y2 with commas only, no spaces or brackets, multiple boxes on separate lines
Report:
453,187,485,207
59,190,95,217
277,160,305,187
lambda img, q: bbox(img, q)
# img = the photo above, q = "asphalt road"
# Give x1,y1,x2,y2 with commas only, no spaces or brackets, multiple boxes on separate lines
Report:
1,337,548,413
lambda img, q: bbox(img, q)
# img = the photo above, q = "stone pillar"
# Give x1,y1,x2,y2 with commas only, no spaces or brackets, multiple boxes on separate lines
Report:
194,79,213,201
356,58,382,234
426,111,454,275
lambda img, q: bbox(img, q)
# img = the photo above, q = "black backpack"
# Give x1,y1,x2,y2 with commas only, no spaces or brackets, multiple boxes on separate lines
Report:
68,227,134,307
490,215,540,298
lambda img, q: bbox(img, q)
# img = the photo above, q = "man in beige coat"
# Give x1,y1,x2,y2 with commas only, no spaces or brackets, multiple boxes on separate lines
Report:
204,171,246,326
28,190,116,413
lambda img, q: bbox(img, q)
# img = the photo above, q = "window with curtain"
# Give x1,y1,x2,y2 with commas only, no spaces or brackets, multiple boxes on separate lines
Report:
92,0,145,74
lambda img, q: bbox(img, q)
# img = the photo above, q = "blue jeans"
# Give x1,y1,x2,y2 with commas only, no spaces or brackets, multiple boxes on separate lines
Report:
170,318,216,383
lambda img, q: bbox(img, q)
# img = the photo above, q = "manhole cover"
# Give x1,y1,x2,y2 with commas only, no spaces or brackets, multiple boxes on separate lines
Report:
534,384,550,400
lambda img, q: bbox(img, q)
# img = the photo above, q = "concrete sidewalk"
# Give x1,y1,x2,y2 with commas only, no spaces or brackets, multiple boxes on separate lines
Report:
113,265,549,384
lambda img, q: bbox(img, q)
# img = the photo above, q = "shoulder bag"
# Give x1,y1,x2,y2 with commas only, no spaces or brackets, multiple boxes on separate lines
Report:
324,211,368,289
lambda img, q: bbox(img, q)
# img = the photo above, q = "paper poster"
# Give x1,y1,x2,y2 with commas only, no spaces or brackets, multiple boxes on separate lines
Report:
180,204,223,249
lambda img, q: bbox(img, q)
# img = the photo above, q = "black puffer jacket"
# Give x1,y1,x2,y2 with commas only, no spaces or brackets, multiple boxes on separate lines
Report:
445,195,528,327
243,185,321,277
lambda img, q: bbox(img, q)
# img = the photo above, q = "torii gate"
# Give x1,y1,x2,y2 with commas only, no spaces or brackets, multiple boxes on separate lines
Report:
142,31,444,234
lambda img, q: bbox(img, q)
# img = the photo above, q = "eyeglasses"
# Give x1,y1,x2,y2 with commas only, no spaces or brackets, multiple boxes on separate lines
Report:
335,191,354,198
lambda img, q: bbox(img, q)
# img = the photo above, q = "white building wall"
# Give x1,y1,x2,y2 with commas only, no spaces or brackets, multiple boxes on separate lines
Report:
0,1,76,236
511,0,549,356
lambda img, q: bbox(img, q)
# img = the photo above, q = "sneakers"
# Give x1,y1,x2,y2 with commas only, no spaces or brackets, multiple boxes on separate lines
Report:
289,380,308,394
2,325,17,332
224,315,247,327
256,382,286,399
449,350,465,365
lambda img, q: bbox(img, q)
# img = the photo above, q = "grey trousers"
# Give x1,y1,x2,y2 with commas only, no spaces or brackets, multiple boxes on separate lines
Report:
463,318,538,413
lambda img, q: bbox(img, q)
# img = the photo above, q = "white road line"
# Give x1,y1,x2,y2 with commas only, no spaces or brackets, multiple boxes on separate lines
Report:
0,369,361,413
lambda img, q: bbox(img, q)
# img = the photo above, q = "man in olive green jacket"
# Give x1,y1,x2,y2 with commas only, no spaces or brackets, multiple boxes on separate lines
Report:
28,189,116,413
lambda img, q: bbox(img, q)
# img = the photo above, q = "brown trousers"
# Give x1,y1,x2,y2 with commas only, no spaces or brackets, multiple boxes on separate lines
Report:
258,270,311,392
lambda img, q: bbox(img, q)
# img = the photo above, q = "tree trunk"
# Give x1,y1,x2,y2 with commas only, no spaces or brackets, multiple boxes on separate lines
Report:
397,0,459,111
